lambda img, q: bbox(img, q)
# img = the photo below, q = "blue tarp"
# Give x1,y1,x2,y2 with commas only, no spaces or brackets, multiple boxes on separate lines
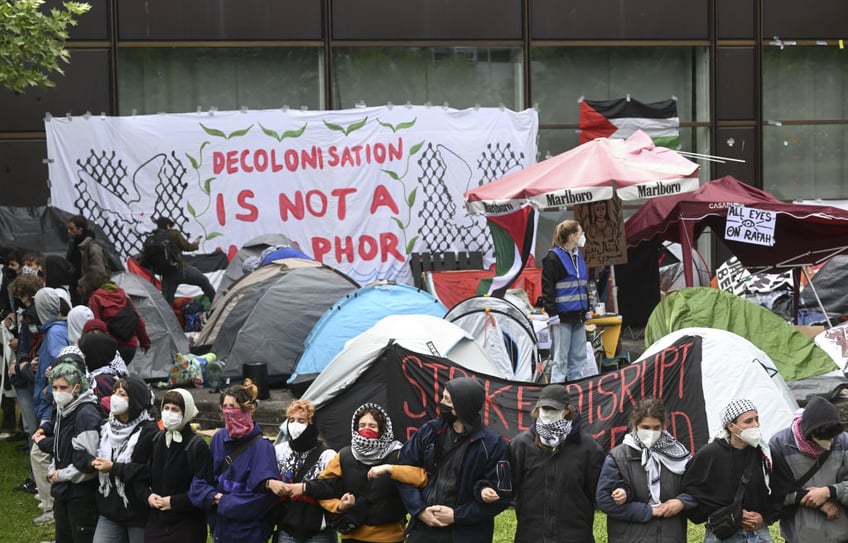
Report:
289,283,447,383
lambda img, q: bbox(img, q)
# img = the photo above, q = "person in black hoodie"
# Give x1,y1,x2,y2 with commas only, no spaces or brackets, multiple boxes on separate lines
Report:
145,389,213,543
90,375,157,543
398,377,512,543
32,361,101,543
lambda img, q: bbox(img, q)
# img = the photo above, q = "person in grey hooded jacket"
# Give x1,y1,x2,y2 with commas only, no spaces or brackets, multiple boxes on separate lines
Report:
769,396,848,543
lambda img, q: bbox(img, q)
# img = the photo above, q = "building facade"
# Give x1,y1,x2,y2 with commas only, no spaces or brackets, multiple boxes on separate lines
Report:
0,0,845,209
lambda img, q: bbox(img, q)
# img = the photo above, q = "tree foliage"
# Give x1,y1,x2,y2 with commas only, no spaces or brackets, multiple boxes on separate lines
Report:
0,0,91,93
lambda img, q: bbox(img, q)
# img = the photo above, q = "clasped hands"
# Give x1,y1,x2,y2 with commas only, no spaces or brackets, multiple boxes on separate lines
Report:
800,486,840,520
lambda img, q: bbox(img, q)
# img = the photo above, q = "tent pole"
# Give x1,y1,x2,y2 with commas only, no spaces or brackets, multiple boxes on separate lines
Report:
801,266,832,329
680,219,695,287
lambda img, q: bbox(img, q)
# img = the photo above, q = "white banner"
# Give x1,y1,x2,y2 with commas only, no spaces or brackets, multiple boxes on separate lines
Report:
46,106,538,284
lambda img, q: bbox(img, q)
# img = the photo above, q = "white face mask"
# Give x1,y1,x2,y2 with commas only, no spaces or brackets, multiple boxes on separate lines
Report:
538,407,564,425
54,391,75,408
733,425,761,447
637,429,662,448
288,421,308,440
577,234,586,247
110,395,129,416
161,410,183,431
813,437,833,450
28,324,38,334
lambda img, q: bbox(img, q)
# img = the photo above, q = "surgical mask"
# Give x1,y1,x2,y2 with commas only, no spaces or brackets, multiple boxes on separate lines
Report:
287,421,307,440
733,425,761,447
637,429,662,448
161,410,183,431
577,234,586,247
538,407,564,425
440,402,457,425
110,395,129,416
54,390,75,408
813,438,833,450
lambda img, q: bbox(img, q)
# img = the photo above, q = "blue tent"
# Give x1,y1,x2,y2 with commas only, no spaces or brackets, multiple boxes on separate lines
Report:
288,283,447,387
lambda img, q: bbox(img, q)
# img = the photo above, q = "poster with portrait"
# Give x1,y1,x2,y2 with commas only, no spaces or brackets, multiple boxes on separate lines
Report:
574,195,627,267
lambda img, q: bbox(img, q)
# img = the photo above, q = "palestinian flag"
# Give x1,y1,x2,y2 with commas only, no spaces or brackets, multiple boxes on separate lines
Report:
579,98,679,148
477,206,537,297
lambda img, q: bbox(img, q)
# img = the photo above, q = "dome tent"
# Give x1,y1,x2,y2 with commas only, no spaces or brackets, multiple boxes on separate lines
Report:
194,259,359,383
111,271,189,380
288,282,447,390
444,295,540,382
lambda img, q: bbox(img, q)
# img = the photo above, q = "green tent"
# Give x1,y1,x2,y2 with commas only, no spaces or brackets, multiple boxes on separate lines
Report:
645,287,836,382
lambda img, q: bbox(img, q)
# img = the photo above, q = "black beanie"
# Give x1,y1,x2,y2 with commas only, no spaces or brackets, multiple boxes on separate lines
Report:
801,396,843,438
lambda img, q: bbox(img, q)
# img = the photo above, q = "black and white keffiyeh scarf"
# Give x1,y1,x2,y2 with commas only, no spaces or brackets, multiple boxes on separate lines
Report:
97,410,152,506
350,403,402,465
624,430,690,504
536,418,573,448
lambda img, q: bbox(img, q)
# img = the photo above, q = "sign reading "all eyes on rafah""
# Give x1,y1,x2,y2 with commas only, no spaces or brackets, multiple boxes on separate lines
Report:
725,205,777,247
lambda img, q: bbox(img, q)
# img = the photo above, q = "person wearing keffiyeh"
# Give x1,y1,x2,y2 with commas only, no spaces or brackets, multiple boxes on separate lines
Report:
507,383,604,543
769,396,848,543
596,398,694,542
681,398,783,542
304,403,427,543
90,374,158,543
144,388,212,543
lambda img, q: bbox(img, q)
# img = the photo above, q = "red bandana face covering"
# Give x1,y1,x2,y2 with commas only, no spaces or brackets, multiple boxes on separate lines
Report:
358,427,380,440
223,406,254,439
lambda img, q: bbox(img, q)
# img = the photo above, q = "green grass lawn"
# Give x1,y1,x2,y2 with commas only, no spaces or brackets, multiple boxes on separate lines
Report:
0,436,785,543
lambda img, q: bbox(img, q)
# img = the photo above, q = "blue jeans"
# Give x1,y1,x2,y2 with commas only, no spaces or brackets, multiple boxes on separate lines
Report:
704,526,772,543
277,529,337,543
551,320,588,382
14,385,37,442
92,515,144,543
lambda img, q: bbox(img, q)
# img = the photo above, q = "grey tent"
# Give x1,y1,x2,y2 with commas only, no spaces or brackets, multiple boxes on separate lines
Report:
216,233,297,296
111,271,189,380
445,295,540,382
194,259,359,383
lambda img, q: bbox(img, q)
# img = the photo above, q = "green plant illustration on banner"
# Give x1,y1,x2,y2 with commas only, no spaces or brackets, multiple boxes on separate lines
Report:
323,117,368,136
376,117,422,255
258,122,308,142
184,123,255,245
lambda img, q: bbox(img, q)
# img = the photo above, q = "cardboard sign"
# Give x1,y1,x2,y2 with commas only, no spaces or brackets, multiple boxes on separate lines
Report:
725,205,776,247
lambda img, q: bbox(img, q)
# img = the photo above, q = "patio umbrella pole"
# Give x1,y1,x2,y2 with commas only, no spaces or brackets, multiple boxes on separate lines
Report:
801,266,832,329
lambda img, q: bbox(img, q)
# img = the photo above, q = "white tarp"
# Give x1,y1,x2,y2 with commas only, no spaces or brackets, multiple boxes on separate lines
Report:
46,106,538,284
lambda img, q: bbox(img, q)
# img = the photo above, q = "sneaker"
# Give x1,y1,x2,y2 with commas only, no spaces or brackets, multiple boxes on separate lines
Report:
0,432,13,440
32,511,54,526
14,478,37,494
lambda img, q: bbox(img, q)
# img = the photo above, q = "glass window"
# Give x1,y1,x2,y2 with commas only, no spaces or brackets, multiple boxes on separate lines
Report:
530,47,711,125
331,46,524,110
763,124,848,200
763,47,848,121
117,47,324,115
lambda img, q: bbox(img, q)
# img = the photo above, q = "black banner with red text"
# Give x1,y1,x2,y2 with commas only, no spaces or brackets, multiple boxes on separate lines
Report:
315,335,707,453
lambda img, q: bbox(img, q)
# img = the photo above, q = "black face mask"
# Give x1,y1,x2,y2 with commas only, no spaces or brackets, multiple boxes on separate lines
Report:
289,422,319,452
4,267,17,281
439,402,457,425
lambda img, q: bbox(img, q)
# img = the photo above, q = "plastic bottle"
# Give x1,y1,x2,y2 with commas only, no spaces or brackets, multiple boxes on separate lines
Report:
587,282,599,314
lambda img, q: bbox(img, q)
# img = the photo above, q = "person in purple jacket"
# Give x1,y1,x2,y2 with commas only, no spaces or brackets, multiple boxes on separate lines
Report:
189,379,279,543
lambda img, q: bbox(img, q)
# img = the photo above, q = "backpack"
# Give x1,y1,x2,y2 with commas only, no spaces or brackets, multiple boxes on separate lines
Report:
107,300,140,341
141,229,180,274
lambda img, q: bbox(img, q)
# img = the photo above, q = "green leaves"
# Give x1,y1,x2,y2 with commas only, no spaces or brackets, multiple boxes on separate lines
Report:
377,118,417,133
206,232,223,240
323,117,368,136
382,169,400,181
186,201,197,217
409,141,424,156
200,123,253,139
258,122,308,142
0,0,92,93
406,236,419,254
185,142,210,170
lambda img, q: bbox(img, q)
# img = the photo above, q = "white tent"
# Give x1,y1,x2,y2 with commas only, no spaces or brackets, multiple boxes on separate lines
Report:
302,314,504,409
641,327,798,442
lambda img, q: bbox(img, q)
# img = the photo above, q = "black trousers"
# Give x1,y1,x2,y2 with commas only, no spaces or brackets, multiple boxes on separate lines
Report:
54,491,98,543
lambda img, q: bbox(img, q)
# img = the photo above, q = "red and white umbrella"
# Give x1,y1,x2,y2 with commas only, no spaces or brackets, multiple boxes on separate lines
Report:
465,130,700,214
